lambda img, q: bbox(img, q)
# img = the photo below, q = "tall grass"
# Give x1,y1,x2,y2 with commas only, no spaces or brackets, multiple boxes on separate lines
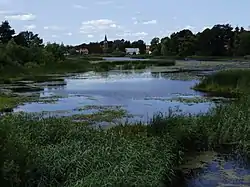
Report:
2,69,250,186
2,95,250,186
0,58,92,83
0,114,179,186
194,69,250,95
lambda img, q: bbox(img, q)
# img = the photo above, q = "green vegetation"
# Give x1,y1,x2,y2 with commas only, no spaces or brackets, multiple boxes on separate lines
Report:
0,21,93,83
194,69,250,96
1,69,250,186
2,17,250,186
2,93,250,186
75,24,250,60
0,93,38,112
150,24,250,58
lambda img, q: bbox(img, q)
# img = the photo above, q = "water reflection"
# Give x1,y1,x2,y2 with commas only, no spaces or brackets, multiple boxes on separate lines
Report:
184,154,250,187
14,70,213,122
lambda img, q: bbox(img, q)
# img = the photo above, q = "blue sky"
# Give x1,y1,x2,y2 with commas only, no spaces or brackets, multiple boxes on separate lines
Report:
0,0,249,45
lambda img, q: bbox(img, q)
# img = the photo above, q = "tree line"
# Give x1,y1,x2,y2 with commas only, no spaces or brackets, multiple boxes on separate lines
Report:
75,39,147,55
151,24,250,57
0,20,66,69
1,20,250,65
76,24,250,57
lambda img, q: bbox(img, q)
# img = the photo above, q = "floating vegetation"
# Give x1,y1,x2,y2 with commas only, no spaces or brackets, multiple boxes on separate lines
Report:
0,93,39,112
71,106,130,124
38,95,64,104
74,104,124,111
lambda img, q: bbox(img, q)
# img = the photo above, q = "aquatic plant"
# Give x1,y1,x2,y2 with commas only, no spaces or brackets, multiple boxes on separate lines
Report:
2,95,250,186
0,93,38,112
2,69,250,186
193,69,250,95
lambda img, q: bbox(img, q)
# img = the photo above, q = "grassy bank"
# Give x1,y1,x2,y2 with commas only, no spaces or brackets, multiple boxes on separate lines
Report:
1,94,250,186
0,58,92,83
2,64,250,186
193,69,250,96
0,93,38,112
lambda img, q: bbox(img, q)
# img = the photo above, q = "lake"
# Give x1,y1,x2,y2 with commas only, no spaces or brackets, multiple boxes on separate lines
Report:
14,70,214,125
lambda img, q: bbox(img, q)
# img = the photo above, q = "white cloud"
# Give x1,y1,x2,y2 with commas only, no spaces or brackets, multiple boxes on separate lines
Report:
184,25,195,30
116,31,148,37
143,20,157,25
44,25,65,31
0,10,12,15
51,34,58,38
87,34,94,38
65,32,72,36
80,19,120,34
5,13,36,21
24,24,36,30
95,1,113,5
202,26,211,31
72,4,87,9
131,17,138,25
133,32,148,37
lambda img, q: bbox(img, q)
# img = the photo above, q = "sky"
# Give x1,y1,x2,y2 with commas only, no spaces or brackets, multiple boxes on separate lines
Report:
0,0,249,45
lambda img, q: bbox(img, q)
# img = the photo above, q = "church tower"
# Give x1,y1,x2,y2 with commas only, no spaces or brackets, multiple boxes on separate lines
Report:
103,34,108,53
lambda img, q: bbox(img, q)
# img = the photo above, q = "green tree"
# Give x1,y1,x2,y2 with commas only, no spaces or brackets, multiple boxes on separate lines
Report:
236,31,250,56
0,21,15,44
14,31,43,47
131,40,146,54
150,37,161,55
45,42,65,61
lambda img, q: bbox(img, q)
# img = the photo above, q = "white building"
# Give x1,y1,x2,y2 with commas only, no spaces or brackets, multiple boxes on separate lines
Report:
125,48,140,55
76,48,89,55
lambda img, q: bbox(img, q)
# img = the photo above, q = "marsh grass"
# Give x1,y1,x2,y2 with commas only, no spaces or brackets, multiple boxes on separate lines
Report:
194,69,250,95
2,69,250,186
0,58,92,83
2,95,250,186
0,94,38,112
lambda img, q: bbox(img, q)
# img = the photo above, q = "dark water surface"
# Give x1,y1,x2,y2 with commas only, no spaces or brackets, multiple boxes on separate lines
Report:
183,153,250,187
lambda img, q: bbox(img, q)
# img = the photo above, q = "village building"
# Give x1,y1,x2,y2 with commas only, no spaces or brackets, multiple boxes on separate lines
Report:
99,34,109,53
125,48,140,55
146,45,152,54
76,48,89,55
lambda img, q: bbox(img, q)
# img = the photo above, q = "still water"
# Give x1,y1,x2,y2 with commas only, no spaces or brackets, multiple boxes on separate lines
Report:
183,153,250,187
14,70,213,123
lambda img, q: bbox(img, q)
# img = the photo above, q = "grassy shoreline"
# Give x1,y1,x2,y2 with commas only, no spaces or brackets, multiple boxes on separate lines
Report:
1,69,250,186
193,69,250,96
1,95,250,186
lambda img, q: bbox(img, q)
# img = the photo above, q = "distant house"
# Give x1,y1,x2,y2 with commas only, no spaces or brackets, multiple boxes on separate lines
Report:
76,48,89,55
125,48,140,55
146,45,152,54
